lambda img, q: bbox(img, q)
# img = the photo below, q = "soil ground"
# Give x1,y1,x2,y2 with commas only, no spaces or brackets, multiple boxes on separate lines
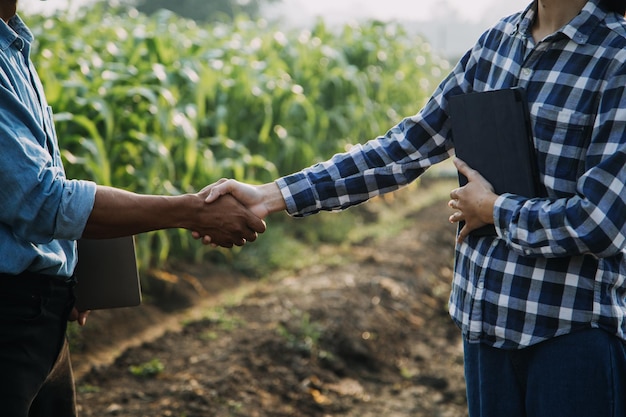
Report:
72,178,469,417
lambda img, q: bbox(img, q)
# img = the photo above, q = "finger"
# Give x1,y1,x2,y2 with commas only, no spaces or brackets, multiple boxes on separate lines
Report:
453,157,467,171
453,157,476,179
78,311,90,326
245,231,259,243
209,235,240,248
253,218,267,234
214,241,233,248
457,225,469,244
448,211,464,224
211,178,229,192
246,215,267,234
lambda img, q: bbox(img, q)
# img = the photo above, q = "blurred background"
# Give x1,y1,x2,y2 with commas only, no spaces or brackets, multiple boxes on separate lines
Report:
25,0,531,57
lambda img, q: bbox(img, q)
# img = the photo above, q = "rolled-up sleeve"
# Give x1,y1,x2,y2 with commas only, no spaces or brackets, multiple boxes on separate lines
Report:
0,14,96,276
55,179,97,240
0,80,96,243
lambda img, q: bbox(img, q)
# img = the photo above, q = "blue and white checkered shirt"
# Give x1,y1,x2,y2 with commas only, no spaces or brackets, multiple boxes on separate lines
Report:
275,0,626,349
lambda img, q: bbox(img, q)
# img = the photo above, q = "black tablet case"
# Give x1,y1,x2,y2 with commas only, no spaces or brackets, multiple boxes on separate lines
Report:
73,236,142,310
448,88,541,236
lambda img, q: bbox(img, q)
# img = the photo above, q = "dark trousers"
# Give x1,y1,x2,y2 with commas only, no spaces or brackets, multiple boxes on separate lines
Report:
464,328,626,417
0,273,77,417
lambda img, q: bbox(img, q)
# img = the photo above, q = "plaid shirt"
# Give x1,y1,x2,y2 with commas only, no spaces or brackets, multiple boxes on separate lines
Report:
275,0,626,349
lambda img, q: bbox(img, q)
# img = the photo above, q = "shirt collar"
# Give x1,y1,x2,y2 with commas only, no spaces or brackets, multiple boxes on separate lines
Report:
0,14,33,52
516,1,538,38
516,0,606,45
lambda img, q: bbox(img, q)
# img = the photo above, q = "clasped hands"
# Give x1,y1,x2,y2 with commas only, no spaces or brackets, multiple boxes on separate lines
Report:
192,179,281,246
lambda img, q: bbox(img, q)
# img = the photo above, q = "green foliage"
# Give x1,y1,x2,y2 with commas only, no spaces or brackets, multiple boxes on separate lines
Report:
25,3,448,270
129,358,165,378
77,384,101,394
65,322,85,352
186,306,244,331
276,311,323,355
132,0,279,23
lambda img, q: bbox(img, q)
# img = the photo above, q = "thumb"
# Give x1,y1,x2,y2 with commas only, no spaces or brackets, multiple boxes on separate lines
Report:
205,188,220,203
205,180,232,203
453,157,472,179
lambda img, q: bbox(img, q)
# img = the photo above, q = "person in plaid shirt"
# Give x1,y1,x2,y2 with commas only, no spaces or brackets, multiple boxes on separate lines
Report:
204,0,626,415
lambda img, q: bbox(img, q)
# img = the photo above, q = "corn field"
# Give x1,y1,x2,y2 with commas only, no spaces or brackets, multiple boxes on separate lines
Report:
27,3,449,270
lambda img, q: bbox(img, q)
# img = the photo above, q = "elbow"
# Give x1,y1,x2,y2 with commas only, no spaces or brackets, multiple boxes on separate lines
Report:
577,222,626,258
584,236,625,259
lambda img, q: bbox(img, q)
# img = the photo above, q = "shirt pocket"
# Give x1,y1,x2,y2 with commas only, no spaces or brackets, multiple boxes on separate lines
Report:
532,105,592,196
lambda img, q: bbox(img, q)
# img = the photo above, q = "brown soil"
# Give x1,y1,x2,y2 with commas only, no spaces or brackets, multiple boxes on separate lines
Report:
72,178,468,417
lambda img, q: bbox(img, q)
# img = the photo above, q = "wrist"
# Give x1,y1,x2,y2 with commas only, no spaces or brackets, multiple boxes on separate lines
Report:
259,182,286,214
175,193,203,229
482,194,499,224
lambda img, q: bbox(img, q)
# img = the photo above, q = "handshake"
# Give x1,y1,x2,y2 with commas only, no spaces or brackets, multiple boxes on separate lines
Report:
192,179,286,247
82,179,285,248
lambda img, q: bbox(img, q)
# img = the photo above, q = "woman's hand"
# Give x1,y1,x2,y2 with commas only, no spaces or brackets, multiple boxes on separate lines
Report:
68,307,90,326
448,158,498,243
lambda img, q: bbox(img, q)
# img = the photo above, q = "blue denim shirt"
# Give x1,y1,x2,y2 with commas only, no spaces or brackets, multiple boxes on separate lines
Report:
0,15,96,277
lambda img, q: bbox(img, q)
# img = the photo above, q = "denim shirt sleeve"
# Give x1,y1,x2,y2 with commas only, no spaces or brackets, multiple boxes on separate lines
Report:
0,16,96,276
0,78,96,243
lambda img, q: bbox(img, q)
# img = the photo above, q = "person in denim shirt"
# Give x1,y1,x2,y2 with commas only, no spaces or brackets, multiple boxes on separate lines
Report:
205,0,626,416
0,1,266,416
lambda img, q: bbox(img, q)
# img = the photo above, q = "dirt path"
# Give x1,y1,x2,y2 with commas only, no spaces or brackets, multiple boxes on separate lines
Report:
73,179,468,417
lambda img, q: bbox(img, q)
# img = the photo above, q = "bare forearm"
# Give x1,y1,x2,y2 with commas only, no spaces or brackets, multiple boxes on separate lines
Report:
82,185,266,247
82,186,199,238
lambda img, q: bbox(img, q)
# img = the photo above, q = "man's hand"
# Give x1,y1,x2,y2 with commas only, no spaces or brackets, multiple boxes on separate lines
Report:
191,193,267,248
193,179,287,245
448,158,498,243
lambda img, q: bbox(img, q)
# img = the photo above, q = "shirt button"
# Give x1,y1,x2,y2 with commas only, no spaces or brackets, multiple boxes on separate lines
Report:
521,68,532,77
477,280,485,290
14,38,25,52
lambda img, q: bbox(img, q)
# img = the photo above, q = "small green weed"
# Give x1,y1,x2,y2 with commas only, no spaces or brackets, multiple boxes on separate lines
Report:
276,311,323,355
77,384,101,394
128,358,165,378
